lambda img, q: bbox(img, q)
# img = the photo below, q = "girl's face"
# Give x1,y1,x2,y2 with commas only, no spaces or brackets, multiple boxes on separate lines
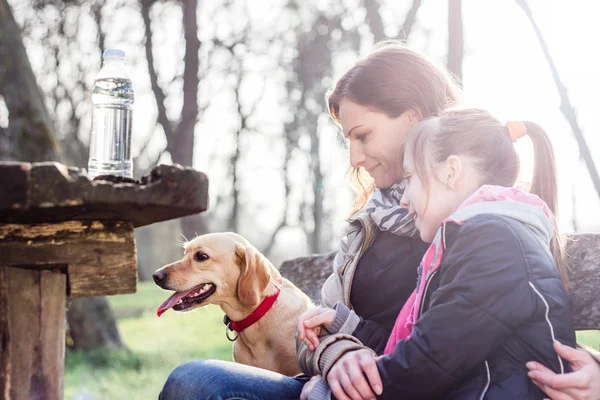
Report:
401,148,482,242
338,98,418,189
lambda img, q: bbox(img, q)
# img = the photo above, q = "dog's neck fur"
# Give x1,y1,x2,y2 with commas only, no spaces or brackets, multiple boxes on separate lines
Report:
218,276,282,322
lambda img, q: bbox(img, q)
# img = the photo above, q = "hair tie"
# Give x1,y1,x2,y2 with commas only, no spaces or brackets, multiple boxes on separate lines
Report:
506,121,527,142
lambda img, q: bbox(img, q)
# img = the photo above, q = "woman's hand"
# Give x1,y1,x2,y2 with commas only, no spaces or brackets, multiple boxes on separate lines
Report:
300,375,322,400
527,341,600,400
297,307,336,351
326,349,383,400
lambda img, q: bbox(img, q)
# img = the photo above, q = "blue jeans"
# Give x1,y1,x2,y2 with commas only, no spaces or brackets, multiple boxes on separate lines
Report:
159,360,306,400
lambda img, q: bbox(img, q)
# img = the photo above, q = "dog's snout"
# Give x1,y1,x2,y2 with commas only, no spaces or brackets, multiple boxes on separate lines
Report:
153,270,168,287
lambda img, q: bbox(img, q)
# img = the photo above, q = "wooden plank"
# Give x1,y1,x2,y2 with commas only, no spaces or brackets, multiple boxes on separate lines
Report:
7,267,40,400
0,267,66,400
0,162,209,228
0,221,137,296
36,270,66,399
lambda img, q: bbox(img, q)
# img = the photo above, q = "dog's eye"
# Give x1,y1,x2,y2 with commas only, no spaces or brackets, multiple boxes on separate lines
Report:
194,251,209,262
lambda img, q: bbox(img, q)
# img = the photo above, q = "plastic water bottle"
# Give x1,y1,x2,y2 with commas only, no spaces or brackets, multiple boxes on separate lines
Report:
88,49,134,179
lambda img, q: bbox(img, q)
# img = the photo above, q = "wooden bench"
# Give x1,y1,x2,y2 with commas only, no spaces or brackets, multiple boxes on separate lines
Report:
281,235,600,331
0,162,208,400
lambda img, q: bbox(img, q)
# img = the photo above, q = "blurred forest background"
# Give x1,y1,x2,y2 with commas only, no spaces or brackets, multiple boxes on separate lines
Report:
2,0,600,397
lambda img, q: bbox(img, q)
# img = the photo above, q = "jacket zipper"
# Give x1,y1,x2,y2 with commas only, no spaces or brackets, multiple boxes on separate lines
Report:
480,361,491,400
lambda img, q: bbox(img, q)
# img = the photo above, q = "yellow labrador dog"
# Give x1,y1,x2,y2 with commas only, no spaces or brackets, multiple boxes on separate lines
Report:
152,232,312,376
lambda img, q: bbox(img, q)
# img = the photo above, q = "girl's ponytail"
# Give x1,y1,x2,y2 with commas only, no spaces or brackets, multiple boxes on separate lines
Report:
524,121,568,289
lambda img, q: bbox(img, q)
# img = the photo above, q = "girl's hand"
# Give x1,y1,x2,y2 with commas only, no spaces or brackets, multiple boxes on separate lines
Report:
527,340,600,400
297,307,336,351
326,349,383,400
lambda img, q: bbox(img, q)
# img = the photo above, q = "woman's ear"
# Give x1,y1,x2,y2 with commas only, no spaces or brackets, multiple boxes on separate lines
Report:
445,155,463,189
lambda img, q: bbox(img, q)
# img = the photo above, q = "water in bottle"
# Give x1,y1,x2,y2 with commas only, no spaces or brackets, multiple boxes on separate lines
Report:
88,49,134,179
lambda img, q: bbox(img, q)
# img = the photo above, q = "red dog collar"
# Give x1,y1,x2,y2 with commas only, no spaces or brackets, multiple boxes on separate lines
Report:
224,277,283,338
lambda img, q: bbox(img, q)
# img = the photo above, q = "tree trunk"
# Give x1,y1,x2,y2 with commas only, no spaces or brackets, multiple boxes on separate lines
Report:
0,0,58,162
141,0,207,240
294,14,338,253
66,297,124,350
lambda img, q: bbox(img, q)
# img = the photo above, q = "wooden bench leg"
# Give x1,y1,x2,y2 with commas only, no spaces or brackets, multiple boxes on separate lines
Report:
0,266,66,400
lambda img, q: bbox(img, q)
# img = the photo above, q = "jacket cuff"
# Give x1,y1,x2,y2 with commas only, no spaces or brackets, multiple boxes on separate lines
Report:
317,337,367,380
324,302,361,335
307,379,332,400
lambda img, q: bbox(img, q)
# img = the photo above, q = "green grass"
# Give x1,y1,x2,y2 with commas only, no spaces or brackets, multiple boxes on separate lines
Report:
64,282,600,399
577,330,600,351
64,282,232,400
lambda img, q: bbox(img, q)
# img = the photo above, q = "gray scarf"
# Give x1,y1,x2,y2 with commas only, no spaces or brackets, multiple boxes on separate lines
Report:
353,181,416,236
321,181,416,308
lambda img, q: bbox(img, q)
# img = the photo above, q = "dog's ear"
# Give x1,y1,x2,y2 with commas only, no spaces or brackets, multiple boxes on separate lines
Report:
235,245,271,307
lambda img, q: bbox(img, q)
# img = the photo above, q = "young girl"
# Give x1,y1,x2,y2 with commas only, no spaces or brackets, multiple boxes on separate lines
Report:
313,108,577,399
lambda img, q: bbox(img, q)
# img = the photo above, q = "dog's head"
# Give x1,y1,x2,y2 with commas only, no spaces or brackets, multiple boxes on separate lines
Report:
153,232,272,316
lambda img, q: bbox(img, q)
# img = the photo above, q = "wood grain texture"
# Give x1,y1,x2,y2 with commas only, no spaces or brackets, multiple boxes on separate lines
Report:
0,267,66,400
0,221,137,296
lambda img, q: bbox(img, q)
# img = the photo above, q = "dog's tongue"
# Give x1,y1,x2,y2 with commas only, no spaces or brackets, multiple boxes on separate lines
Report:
156,289,194,317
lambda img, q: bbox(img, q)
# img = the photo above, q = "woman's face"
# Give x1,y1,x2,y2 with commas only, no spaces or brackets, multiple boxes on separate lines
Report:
338,98,419,188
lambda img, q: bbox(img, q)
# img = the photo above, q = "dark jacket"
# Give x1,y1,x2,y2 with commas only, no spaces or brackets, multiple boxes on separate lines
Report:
350,230,429,354
376,215,576,399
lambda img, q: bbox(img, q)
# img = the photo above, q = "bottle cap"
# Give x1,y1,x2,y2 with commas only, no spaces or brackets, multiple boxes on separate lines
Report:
103,48,126,62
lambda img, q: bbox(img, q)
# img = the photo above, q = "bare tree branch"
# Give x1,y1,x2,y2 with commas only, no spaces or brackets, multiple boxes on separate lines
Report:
362,0,422,44
363,0,385,42
140,0,174,143
447,0,463,83
92,1,105,54
397,0,422,40
516,0,600,201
